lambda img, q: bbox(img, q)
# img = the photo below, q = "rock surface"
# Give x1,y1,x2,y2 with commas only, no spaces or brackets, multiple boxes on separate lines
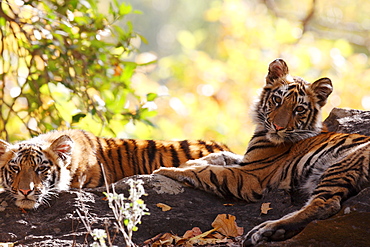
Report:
0,107,370,246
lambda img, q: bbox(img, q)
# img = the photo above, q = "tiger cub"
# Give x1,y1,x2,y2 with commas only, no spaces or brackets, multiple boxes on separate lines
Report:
155,59,370,245
0,129,230,209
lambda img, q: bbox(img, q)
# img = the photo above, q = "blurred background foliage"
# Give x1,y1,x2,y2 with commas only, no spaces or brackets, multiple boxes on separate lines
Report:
0,0,157,141
1,0,370,153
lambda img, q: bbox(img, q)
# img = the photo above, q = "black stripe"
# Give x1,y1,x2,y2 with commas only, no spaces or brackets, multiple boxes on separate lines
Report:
180,140,192,159
170,145,180,167
289,158,303,189
159,152,165,167
140,141,151,174
210,141,228,151
147,140,157,166
236,173,245,200
108,138,125,178
246,143,277,153
241,148,292,167
116,139,125,177
81,130,95,148
220,173,234,198
105,138,117,176
198,140,214,153
123,140,132,173
209,170,220,188
302,142,330,180
96,138,109,171
191,170,204,187
130,139,139,174
97,162,105,187
302,104,314,129
50,169,57,188
352,136,369,143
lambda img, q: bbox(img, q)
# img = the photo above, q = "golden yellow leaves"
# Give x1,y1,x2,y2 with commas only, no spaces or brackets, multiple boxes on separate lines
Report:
144,214,243,246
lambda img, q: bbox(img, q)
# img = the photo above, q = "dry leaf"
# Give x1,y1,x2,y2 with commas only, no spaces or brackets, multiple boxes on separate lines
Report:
147,232,182,247
211,232,225,239
211,214,244,237
260,202,273,215
182,227,203,238
156,203,172,212
188,227,216,240
145,214,243,246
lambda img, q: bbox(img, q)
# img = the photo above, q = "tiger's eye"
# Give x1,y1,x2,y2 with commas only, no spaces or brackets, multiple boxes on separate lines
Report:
9,164,20,172
272,95,282,104
36,161,50,173
295,106,306,113
36,166,49,173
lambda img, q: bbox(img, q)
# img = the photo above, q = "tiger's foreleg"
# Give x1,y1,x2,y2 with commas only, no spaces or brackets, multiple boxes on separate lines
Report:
243,194,342,246
243,151,369,246
154,163,264,201
180,151,244,167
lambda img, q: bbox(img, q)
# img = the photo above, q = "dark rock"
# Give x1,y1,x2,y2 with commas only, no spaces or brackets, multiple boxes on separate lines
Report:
1,108,370,246
323,107,370,136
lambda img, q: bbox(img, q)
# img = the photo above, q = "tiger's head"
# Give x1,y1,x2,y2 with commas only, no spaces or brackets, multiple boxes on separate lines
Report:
0,135,74,209
254,59,333,144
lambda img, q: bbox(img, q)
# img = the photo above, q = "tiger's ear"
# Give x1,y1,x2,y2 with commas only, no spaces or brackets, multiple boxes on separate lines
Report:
266,58,290,85
50,135,74,161
310,78,333,107
0,140,10,156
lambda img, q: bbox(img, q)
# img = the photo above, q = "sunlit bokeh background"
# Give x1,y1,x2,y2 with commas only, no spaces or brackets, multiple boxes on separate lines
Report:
113,0,370,153
1,0,370,154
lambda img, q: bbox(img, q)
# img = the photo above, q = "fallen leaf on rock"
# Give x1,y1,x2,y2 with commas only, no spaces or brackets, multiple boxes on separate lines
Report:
188,227,216,240
156,202,172,211
145,232,182,247
260,202,272,215
144,214,243,246
182,227,203,238
211,214,243,237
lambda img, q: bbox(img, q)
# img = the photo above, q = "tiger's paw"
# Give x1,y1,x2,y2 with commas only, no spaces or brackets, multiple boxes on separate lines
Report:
242,220,299,246
153,167,199,187
154,167,188,180
183,151,242,167
181,158,209,167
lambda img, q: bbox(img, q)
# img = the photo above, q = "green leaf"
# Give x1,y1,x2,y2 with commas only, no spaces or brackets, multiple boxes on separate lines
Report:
0,17,5,27
119,3,132,16
146,93,158,102
137,33,148,44
72,113,87,123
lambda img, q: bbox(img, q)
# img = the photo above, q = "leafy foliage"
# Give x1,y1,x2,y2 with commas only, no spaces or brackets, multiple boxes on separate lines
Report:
0,0,156,141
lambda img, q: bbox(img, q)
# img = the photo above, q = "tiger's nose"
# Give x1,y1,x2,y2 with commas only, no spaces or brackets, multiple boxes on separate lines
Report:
274,123,285,131
19,188,32,196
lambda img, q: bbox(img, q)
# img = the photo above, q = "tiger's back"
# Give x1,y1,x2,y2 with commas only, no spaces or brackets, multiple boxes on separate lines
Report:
0,129,230,209
75,130,229,187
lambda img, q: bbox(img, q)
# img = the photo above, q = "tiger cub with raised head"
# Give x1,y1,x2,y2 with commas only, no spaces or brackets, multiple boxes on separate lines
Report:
155,59,370,245
0,129,230,209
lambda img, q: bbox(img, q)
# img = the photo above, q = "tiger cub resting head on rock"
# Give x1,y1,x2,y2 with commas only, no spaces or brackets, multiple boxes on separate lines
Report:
155,59,370,245
0,129,230,209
